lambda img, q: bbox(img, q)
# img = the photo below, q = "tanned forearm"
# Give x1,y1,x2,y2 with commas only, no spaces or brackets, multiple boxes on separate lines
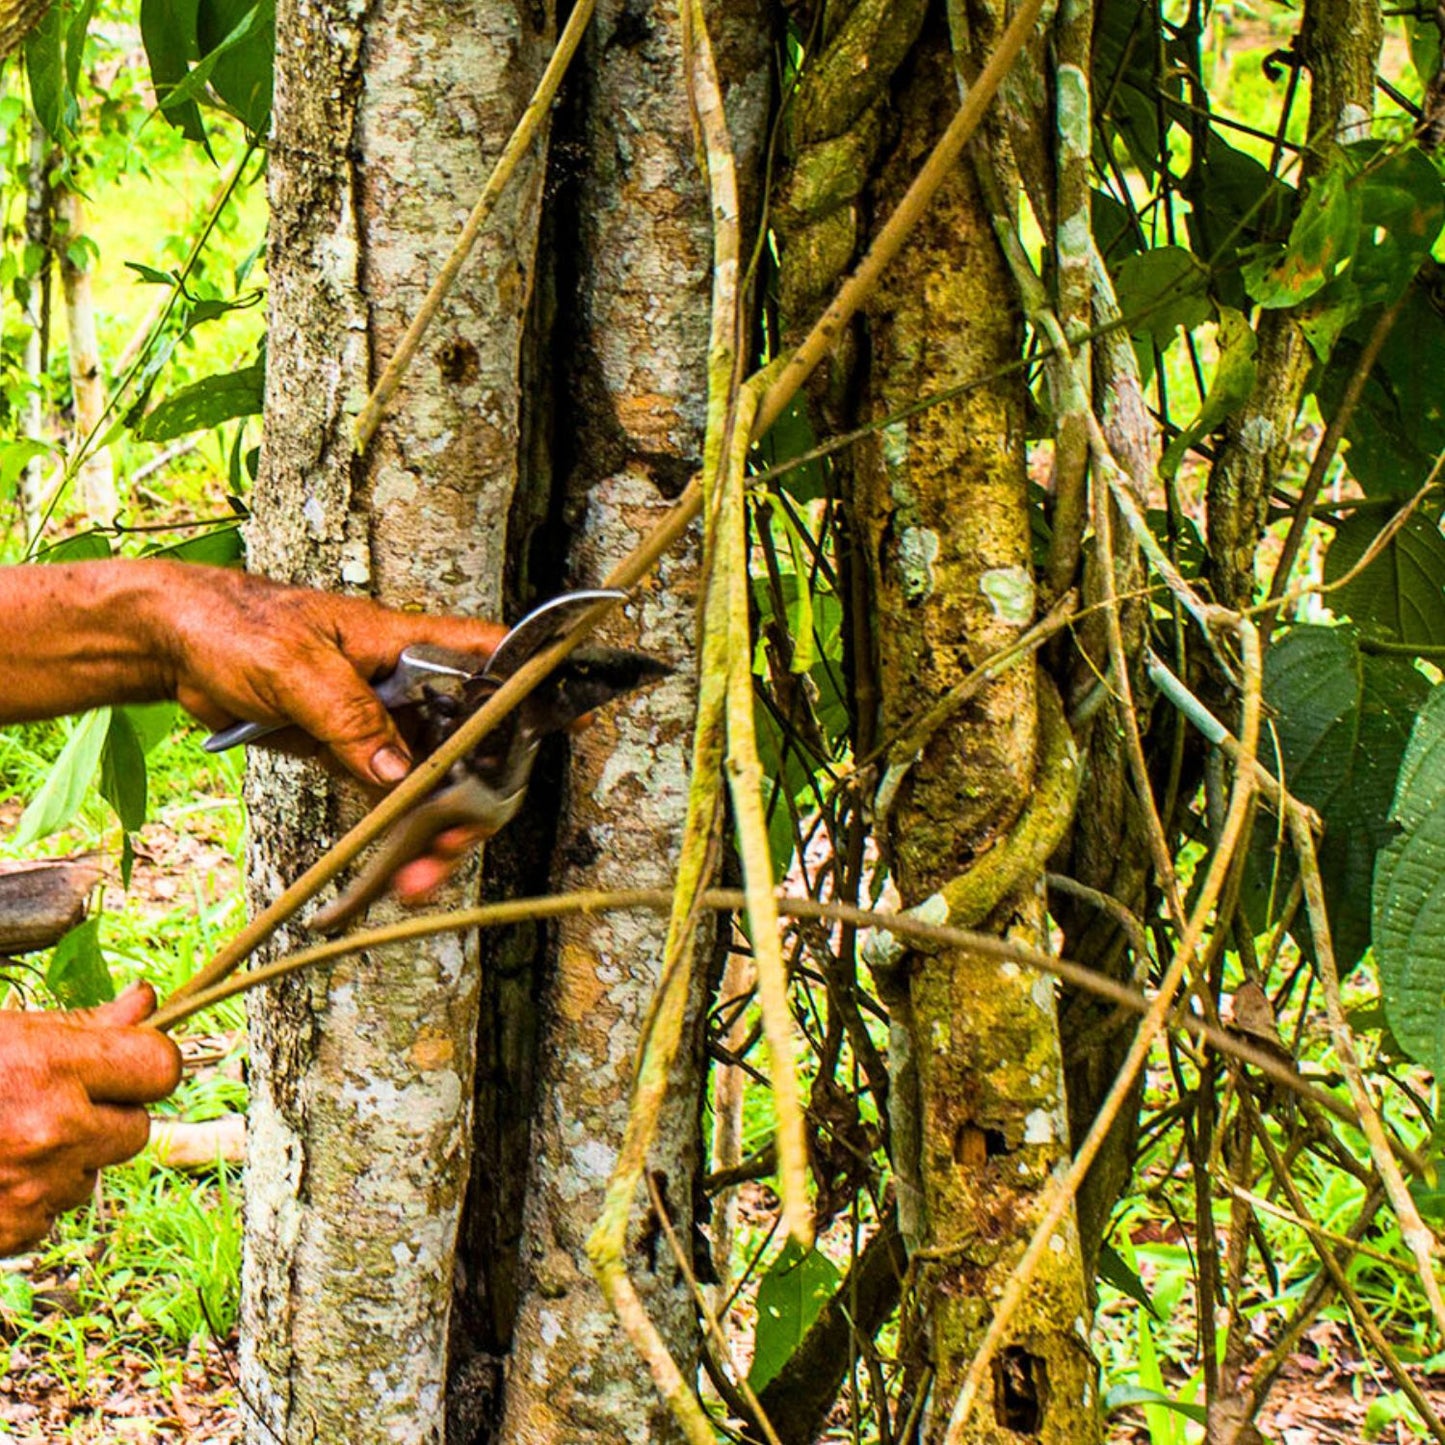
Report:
0,558,506,787
0,561,175,723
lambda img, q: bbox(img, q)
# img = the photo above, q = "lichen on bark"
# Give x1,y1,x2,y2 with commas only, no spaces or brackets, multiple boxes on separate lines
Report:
242,1,551,1440
845,11,1099,1441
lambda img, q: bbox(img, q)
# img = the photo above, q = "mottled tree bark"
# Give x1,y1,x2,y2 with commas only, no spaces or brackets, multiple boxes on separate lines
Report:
241,1,550,1440
483,4,768,1441
1206,0,1380,609
56,185,117,526
849,10,1097,1441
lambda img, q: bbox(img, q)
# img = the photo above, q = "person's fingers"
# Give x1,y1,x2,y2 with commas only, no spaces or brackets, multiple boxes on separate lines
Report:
58,1020,183,1106
388,824,491,904
86,981,156,1029
84,1104,153,1169
390,856,453,903
49,1167,98,1214
274,652,415,787
355,609,508,668
428,824,490,860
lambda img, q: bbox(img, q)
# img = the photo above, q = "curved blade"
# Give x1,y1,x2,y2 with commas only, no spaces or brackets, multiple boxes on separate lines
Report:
483,589,626,680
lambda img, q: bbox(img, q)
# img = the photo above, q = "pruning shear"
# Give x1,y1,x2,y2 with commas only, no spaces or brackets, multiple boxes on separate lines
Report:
204,590,672,933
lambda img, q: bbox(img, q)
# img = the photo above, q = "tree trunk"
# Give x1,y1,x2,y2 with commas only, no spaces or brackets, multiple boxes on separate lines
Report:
240,0,551,1439
57,184,117,527
21,118,51,534
850,10,1098,1441
463,4,769,1440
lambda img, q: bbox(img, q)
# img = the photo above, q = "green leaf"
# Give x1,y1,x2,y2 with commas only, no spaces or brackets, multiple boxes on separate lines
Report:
140,0,208,145
12,709,112,848
46,916,113,1009
124,701,178,755
1323,512,1445,647
100,710,148,834
25,0,75,137
196,0,274,134
1348,146,1445,309
1243,163,1360,310
124,260,178,286
1102,1383,1208,1427
756,399,827,503
1323,290,1445,495
747,1242,841,1392
1374,685,1445,1068
1159,307,1257,480
1112,246,1212,348
33,531,111,562
1242,627,1427,970
1098,1241,1158,1317
158,0,272,120
63,0,95,99
146,526,244,566
137,359,265,441
0,1269,35,1322
0,438,54,500
1185,133,1293,308
1410,1159,1445,1225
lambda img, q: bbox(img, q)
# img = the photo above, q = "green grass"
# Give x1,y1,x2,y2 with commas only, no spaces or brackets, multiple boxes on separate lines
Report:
0,60,259,1403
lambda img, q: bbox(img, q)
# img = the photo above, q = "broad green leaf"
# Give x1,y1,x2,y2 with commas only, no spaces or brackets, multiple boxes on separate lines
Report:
1159,308,1257,480
140,0,208,145
1348,147,1445,308
755,399,827,503
124,701,179,755
124,260,178,286
1375,686,1445,1068
1097,1241,1158,1318
747,1242,841,1392
1243,163,1360,310
1321,289,1445,496
0,439,54,500
1184,133,1293,310
33,532,111,562
63,0,95,98
0,1269,35,1321
25,0,74,137
1323,512,1445,647
1410,1162,1445,1224
1242,627,1427,970
1406,14,1441,88
100,709,148,834
147,526,244,566
754,703,809,881
1113,246,1211,347
1102,1383,1208,1427
158,0,272,118
46,916,113,1009
197,0,274,134
137,359,265,441
12,708,112,848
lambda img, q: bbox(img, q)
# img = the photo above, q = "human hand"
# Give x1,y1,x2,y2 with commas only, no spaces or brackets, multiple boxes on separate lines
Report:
154,562,507,788
0,984,182,1257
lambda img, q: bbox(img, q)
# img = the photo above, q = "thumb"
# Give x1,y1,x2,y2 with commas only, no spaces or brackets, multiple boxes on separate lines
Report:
84,981,158,1028
287,654,414,787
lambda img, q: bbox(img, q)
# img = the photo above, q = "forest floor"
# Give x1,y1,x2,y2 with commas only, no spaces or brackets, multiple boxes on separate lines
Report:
3,809,1445,1441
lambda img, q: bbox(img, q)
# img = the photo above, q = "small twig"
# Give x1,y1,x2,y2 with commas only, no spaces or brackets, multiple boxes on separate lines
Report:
1256,456,1445,621
148,887,1413,1168
1260,287,1409,635
1222,1182,1402,1269
644,1172,785,1445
